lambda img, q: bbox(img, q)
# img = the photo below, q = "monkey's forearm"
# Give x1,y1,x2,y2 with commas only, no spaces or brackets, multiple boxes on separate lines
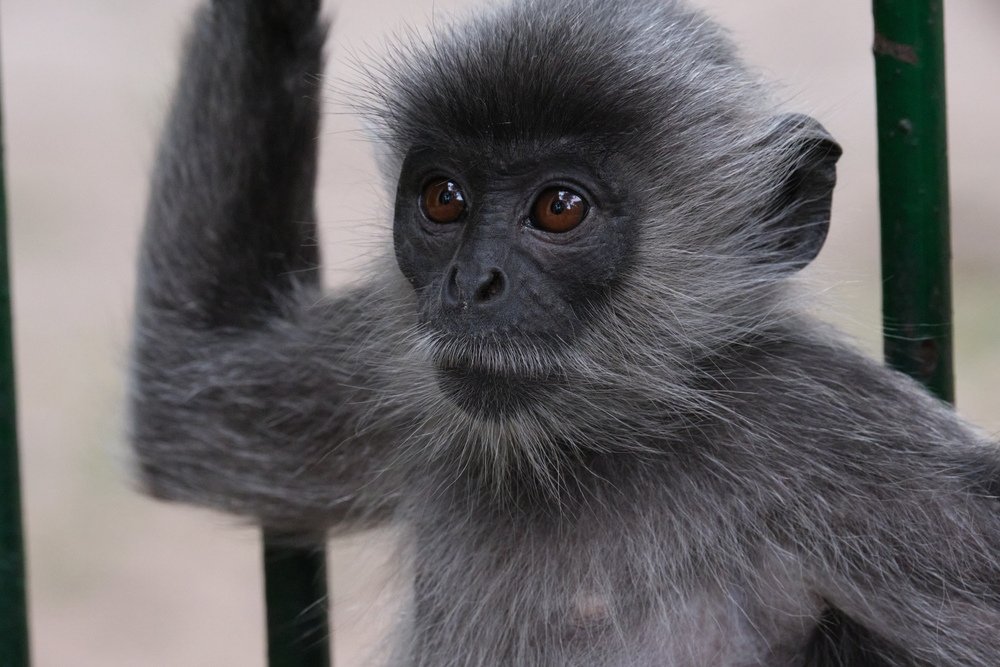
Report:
130,290,403,530
140,0,327,327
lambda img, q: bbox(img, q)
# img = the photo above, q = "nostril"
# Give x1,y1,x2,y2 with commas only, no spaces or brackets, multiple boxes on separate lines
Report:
445,265,461,304
444,265,506,308
475,269,505,303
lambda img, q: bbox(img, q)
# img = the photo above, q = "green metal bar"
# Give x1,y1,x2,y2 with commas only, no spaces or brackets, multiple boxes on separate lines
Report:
873,0,953,402
0,45,31,667
263,532,331,667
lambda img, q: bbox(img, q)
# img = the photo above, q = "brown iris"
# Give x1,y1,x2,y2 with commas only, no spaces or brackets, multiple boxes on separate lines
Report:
531,188,588,233
421,179,466,223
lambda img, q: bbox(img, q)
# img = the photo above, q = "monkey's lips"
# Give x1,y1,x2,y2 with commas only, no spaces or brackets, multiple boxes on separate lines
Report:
433,360,554,419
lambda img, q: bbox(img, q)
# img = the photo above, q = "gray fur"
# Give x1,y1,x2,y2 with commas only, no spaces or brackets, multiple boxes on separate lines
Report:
129,0,1000,664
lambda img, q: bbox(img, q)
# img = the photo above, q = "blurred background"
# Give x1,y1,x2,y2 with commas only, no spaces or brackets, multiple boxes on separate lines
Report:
2,0,998,664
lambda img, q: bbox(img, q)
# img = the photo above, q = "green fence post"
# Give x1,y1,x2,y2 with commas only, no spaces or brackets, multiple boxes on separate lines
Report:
872,0,953,401
0,50,32,667
263,532,331,667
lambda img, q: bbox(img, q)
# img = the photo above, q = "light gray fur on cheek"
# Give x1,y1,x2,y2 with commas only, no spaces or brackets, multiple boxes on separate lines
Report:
131,0,1000,665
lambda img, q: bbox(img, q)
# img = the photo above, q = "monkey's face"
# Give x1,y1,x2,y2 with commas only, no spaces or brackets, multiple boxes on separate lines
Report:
373,0,841,421
392,142,637,413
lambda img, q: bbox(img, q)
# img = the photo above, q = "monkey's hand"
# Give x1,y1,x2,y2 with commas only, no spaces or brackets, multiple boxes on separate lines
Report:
129,1,398,531
254,0,323,30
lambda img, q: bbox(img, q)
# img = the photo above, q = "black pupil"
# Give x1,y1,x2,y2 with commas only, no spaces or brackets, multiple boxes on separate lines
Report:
551,198,566,215
439,189,452,205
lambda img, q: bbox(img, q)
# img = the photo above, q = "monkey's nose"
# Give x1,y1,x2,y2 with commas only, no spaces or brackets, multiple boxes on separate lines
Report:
443,265,507,308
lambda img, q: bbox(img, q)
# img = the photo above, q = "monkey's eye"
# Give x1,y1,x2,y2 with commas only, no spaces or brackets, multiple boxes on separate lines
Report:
421,179,466,223
530,188,589,233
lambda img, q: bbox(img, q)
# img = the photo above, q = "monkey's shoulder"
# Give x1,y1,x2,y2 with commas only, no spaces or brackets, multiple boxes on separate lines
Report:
692,327,1000,484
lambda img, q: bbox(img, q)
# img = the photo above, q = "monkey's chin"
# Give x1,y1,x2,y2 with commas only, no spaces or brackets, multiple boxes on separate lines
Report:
434,363,551,420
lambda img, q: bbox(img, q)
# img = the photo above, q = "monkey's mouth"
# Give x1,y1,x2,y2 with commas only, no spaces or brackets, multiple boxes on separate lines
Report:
433,359,554,419
424,331,567,417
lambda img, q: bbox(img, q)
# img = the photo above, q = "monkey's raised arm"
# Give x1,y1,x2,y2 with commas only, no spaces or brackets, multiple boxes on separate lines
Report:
140,0,325,324
129,0,399,530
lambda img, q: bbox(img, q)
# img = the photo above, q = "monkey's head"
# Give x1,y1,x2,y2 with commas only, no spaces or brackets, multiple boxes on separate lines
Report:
362,0,841,426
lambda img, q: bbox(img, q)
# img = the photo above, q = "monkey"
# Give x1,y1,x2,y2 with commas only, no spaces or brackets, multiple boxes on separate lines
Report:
128,0,1000,664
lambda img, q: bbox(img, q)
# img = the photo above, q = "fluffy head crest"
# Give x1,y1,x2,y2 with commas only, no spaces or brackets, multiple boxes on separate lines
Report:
362,0,761,154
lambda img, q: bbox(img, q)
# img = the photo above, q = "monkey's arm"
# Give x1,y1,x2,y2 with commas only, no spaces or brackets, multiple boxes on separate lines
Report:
130,292,405,531
723,332,1000,665
129,1,400,530
767,342,1000,666
807,479,1000,667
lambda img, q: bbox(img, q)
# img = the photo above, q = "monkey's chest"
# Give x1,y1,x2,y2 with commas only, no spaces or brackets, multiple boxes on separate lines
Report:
401,548,821,667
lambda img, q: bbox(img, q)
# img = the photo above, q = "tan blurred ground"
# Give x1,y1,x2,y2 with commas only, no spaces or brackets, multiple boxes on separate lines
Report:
2,0,998,665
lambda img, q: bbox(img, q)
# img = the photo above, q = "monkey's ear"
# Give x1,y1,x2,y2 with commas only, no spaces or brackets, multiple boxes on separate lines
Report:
759,113,842,272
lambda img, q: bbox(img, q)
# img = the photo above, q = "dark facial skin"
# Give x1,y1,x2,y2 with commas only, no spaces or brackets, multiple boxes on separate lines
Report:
393,143,637,415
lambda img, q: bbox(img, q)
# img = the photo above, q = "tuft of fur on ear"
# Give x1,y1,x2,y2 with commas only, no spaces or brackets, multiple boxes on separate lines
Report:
757,113,842,272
